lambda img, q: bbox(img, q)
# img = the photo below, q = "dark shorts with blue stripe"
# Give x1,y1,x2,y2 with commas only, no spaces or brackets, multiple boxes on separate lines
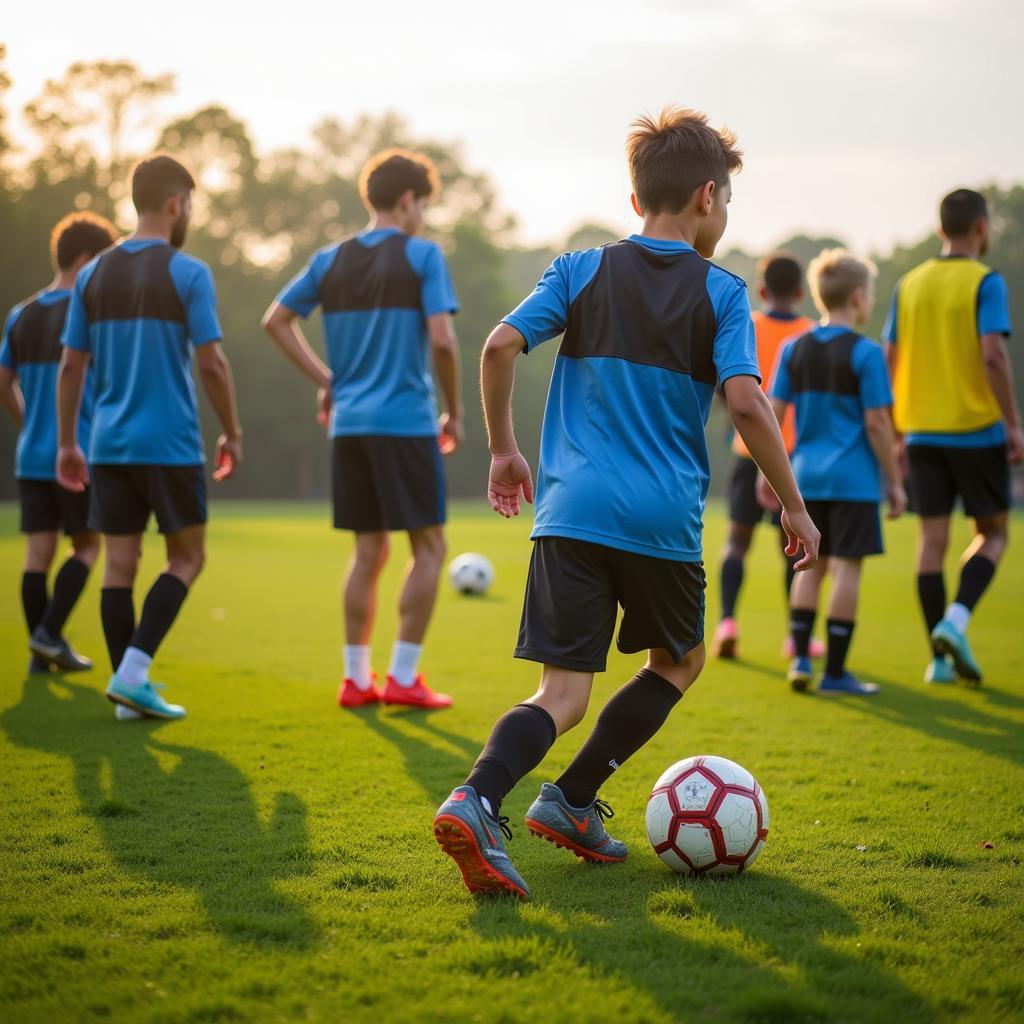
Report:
89,464,207,535
332,435,446,533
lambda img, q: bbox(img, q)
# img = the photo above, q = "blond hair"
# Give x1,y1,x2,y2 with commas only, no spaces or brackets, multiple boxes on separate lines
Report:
807,248,877,313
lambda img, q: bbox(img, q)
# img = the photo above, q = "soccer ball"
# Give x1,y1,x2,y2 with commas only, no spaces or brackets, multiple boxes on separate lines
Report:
448,553,495,596
645,755,769,876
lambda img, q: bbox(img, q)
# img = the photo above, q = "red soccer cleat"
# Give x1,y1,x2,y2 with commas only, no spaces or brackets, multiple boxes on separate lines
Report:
338,677,382,708
382,674,453,709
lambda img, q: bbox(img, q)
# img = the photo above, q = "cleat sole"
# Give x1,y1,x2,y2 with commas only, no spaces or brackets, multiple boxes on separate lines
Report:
715,636,737,660
104,691,182,721
931,635,982,685
433,815,529,899
524,818,626,863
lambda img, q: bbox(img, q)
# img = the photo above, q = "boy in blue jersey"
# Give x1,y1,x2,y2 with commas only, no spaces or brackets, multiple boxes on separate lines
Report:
263,149,461,711
766,250,906,696
0,212,117,673
57,154,244,721
433,108,820,900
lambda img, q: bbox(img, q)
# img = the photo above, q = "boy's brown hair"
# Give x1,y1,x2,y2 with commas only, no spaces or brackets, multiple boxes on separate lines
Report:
807,248,877,313
50,211,118,271
757,250,803,302
626,107,742,215
359,148,441,212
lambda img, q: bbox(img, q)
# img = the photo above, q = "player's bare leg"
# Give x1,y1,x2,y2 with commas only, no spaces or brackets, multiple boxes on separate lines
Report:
339,531,388,706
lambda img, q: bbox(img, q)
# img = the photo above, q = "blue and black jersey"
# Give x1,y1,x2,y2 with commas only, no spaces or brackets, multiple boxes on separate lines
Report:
61,239,222,465
277,227,459,438
503,234,760,562
770,326,892,502
1,289,93,480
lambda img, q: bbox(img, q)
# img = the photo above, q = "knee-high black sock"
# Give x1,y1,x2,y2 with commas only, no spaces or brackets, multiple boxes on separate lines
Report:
916,572,945,656
780,528,796,597
465,703,557,815
101,588,136,672
953,555,997,611
555,669,682,808
720,555,743,620
825,618,855,677
790,607,816,658
129,574,189,657
21,571,48,635
40,557,90,638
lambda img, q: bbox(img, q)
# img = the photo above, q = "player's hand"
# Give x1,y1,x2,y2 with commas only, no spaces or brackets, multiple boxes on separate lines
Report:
56,445,89,493
780,506,820,571
894,435,909,478
887,480,908,519
756,472,781,513
439,413,464,455
488,450,534,518
316,387,331,431
1006,425,1024,464
213,433,243,482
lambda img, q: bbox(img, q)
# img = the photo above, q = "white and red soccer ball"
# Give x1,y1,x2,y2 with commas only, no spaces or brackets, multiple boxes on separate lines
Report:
646,755,769,876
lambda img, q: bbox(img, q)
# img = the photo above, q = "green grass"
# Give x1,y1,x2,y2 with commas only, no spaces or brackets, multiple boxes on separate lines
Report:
1,501,1023,1024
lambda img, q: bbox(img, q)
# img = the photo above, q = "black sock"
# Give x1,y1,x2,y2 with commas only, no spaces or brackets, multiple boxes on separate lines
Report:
555,669,682,808
916,572,946,656
781,529,796,597
21,571,48,635
465,703,557,816
954,555,997,612
825,618,855,677
40,557,90,638
129,574,189,657
790,607,816,658
101,587,136,672
720,555,743,620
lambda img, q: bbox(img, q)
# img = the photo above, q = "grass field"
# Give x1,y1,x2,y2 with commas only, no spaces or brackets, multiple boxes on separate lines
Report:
1,500,1023,1024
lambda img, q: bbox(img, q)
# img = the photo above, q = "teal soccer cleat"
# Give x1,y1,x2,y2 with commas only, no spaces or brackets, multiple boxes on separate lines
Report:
434,786,531,899
931,619,982,685
525,783,627,863
105,674,186,720
788,655,813,693
924,656,956,685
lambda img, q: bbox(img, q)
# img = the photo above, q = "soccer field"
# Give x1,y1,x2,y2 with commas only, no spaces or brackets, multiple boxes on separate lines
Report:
1,501,1022,1024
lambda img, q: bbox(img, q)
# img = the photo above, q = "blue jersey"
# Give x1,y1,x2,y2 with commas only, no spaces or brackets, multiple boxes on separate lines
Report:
278,228,459,438
1,289,93,480
770,326,893,501
61,239,221,465
503,235,759,562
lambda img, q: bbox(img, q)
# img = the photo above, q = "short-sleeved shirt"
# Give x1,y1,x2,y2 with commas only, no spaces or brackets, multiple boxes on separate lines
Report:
502,234,760,563
62,238,221,465
770,326,893,501
1,289,93,480
883,259,1012,448
277,228,459,438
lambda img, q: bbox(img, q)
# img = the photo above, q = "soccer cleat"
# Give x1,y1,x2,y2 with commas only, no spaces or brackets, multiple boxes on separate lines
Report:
105,674,186,720
782,635,826,659
433,786,530,899
338,677,382,708
930,619,982,685
115,704,146,720
712,618,739,659
524,783,627,863
27,654,53,674
924,656,956,685
382,674,452,709
29,626,93,672
787,655,813,693
817,671,879,696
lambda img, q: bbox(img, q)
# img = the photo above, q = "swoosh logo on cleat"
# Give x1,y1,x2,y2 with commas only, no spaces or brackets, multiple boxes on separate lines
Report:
565,812,589,833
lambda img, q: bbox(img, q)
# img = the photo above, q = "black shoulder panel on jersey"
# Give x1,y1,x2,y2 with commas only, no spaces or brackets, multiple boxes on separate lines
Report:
786,330,860,396
320,234,423,314
83,244,187,324
8,296,70,365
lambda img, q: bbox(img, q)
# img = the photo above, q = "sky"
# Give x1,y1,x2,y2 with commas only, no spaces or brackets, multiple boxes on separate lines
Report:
4,0,1023,254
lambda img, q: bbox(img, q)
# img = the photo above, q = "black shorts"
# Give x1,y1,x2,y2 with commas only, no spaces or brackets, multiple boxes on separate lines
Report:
89,464,207,535
332,435,445,532
805,500,883,559
907,443,1010,519
515,536,706,673
727,456,779,527
18,479,93,535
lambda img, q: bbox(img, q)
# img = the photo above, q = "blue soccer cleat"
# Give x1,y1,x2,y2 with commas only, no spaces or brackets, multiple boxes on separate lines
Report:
818,671,879,696
930,619,982,686
105,674,186,720
525,784,627,863
924,656,956,685
433,786,530,900
788,655,813,693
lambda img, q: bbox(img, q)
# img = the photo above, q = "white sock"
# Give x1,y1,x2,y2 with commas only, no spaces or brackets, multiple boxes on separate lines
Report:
945,602,970,633
388,641,422,687
344,645,373,690
117,647,152,688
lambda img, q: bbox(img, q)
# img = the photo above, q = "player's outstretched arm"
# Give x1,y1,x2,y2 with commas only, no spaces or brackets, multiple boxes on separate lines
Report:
428,313,463,454
0,367,24,428
481,322,533,518
981,333,1024,463
724,374,819,569
55,347,90,492
196,343,243,482
864,406,907,517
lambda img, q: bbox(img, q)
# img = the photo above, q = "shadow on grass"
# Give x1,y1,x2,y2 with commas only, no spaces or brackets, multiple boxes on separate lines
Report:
1,677,316,949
